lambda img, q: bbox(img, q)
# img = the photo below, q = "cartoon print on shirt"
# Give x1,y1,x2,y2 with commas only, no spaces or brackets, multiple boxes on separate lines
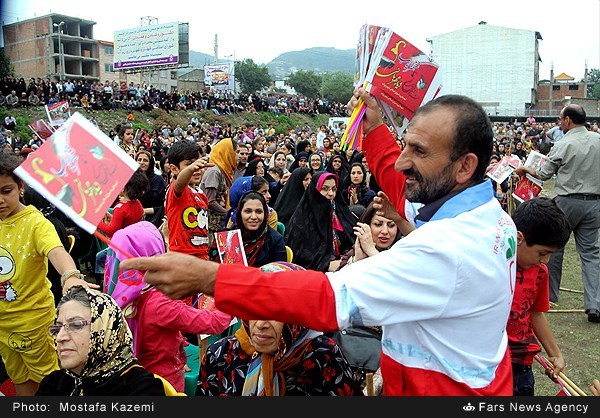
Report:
0,246,17,302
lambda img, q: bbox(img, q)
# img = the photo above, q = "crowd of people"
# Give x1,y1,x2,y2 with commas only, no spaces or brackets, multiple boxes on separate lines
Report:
0,76,348,117
1,79,599,398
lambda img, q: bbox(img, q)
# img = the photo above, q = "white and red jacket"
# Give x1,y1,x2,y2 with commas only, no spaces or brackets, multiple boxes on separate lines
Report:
215,125,516,396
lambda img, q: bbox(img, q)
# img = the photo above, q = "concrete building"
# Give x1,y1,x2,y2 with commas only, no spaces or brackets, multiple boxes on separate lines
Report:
427,21,542,116
3,13,99,82
536,69,593,116
177,68,205,92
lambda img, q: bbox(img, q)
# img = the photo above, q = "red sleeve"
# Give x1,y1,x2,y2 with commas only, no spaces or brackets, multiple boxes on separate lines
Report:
214,264,339,331
362,124,407,219
97,203,127,237
151,292,234,335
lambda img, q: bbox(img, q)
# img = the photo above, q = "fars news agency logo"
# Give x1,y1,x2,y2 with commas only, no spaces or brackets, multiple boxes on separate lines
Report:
463,403,476,412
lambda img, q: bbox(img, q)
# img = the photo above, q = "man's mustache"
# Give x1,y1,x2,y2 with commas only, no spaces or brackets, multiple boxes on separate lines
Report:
403,168,422,182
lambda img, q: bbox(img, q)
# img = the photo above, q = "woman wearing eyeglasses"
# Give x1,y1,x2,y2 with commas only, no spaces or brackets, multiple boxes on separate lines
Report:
284,171,356,272
36,285,170,396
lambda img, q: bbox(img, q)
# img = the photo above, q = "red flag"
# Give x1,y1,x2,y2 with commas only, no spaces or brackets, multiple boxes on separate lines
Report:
14,112,139,235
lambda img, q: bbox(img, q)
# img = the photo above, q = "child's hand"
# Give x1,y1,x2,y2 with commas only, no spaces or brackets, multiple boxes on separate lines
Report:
194,156,214,169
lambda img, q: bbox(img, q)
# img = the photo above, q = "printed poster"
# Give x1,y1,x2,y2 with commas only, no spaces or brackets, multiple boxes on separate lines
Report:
45,100,71,127
14,112,139,234
487,154,522,184
523,150,547,172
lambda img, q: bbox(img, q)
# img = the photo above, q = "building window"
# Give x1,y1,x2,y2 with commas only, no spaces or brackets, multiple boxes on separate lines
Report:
568,85,579,91
552,85,560,91
105,63,114,72
104,47,114,54
171,72,176,80
554,101,563,106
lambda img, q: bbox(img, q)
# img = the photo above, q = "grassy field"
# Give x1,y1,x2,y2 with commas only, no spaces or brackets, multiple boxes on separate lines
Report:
530,179,599,396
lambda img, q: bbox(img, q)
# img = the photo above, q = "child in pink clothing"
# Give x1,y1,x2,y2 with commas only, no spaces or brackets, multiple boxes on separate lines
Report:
104,221,233,392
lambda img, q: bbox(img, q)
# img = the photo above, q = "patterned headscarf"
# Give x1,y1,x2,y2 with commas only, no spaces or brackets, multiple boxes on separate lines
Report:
234,262,322,396
61,285,136,387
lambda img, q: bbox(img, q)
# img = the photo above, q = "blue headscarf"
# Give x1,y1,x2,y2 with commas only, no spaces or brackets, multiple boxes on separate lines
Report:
223,175,254,228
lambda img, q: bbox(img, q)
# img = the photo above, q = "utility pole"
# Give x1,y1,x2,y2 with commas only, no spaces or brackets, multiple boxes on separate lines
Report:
214,34,218,65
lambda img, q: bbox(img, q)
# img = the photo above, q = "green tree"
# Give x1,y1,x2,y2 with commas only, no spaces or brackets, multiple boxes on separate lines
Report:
0,48,15,79
586,68,600,99
321,72,354,104
287,70,322,98
234,59,272,95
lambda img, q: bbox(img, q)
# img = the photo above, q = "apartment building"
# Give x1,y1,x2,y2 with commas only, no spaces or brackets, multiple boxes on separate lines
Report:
3,13,99,82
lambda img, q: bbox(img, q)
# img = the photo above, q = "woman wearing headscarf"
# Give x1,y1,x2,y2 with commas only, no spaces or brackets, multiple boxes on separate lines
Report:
200,138,238,243
325,152,350,188
211,191,286,268
197,262,362,396
288,151,309,173
223,175,278,231
341,162,376,208
308,152,325,174
135,149,166,228
273,167,311,227
284,171,357,272
36,285,168,395
352,151,381,194
295,139,311,157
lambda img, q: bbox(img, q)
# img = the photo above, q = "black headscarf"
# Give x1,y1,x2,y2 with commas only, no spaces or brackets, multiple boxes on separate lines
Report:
325,152,350,188
244,158,276,183
284,171,357,272
273,167,311,226
288,151,309,173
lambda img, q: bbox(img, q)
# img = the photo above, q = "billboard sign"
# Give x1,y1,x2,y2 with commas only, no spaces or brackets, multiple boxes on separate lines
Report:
114,22,179,70
204,64,235,90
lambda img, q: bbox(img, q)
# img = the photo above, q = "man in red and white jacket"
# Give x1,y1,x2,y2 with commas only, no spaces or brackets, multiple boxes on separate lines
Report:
122,90,516,396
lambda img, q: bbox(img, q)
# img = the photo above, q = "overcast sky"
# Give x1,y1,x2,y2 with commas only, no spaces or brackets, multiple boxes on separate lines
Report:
1,0,599,80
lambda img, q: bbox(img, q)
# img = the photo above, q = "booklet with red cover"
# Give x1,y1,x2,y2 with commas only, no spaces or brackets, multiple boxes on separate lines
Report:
512,174,543,203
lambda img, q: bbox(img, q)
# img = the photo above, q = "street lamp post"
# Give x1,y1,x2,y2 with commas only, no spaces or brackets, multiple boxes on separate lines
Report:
53,21,65,81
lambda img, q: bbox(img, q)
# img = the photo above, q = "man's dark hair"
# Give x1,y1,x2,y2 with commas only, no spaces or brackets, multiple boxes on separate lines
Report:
167,139,200,168
415,94,493,182
563,104,586,125
0,150,23,185
511,197,570,248
124,168,149,202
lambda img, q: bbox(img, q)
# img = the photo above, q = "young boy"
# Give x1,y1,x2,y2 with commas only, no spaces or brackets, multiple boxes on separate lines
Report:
166,140,213,261
508,197,570,396
0,151,94,396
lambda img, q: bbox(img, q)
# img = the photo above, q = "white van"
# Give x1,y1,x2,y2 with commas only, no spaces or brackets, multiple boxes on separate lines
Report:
328,117,350,132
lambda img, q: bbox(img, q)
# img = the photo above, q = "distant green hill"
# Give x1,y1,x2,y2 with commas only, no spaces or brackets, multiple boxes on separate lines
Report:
187,47,355,79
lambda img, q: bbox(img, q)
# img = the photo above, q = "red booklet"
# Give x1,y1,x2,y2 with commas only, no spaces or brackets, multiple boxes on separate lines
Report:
367,30,442,116
214,229,248,266
512,174,543,203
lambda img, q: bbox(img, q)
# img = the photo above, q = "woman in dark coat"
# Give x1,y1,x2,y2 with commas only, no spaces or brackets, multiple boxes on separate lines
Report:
284,171,357,272
273,167,312,227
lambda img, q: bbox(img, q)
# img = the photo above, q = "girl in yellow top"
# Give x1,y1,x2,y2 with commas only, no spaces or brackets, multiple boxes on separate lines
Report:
0,151,96,395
